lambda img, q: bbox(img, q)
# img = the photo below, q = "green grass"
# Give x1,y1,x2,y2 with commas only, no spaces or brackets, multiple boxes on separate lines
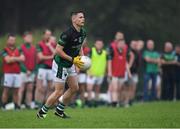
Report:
0,101,180,128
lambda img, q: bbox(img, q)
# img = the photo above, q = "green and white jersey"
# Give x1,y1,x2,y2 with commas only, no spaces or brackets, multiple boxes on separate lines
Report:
54,25,86,68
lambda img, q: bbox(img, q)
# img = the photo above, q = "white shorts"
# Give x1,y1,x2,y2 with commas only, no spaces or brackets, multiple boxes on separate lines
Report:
87,75,104,86
52,60,77,83
3,73,21,88
112,76,127,85
37,68,53,81
78,73,87,84
21,72,35,83
131,74,139,84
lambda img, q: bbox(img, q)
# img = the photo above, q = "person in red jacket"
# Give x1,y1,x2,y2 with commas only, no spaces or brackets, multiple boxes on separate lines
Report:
107,38,131,107
18,32,36,109
1,34,25,110
34,29,56,108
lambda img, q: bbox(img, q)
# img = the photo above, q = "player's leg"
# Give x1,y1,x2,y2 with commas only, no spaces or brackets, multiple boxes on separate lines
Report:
118,78,125,106
1,87,9,109
25,73,35,108
78,73,87,107
25,82,33,108
1,73,13,109
60,75,79,105
94,77,103,107
18,72,28,107
35,68,46,107
13,88,20,109
46,70,54,98
37,82,64,118
111,77,119,107
54,75,78,118
13,74,22,109
86,76,95,107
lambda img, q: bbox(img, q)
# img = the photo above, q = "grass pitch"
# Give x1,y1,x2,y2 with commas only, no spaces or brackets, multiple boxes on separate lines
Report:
0,101,180,128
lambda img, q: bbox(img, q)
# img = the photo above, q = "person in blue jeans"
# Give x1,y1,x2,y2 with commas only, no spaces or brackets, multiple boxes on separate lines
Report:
143,40,160,101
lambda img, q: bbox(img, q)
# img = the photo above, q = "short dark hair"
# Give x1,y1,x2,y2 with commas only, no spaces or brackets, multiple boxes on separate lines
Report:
7,33,15,39
23,31,32,36
71,10,84,17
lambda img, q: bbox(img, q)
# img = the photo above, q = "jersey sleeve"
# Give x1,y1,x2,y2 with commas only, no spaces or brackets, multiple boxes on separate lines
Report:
58,32,68,46
1,49,8,57
18,46,23,55
36,44,42,53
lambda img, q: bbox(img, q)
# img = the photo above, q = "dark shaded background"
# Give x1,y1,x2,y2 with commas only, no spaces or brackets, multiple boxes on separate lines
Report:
0,0,179,48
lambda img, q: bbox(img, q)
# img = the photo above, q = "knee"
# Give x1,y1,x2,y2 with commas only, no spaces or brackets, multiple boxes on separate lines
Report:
70,85,79,93
54,91,63,98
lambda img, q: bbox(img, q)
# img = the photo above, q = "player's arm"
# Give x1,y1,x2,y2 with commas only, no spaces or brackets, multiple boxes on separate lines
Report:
128,51,135,68
12,54,25,62
126,62,132,78
55,44,73,62
57,32,84,68
107,46,113,77
3,49,25,63
47,42,56,55
37,44,53,61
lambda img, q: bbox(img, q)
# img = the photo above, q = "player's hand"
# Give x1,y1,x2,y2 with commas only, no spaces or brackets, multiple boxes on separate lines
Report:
72,56,84,69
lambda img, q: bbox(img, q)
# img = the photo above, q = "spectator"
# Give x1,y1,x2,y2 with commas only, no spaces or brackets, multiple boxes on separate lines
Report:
87,39,107,107
143,40,160,101
18,32,36,109
107,31,124,105
127,40,139,105
1,34,25,110
107,39,131,107
34,29,55,108
78,39,90,107
161,42,177,100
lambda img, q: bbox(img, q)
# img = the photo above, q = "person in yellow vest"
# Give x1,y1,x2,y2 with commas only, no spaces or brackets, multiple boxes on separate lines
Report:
87,39,107,107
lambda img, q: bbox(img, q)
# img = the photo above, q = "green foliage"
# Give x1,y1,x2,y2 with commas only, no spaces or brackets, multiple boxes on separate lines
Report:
0,102,180,128
1,0,179,48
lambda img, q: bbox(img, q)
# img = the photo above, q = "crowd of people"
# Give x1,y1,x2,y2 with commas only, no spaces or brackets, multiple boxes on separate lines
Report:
0,30,180,110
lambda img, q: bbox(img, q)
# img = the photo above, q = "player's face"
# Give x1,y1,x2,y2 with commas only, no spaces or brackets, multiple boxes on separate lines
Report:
95,40,104,50
24,34,33,43
147,40,154,50
74,13,85,27
7,36,16,46
137,40,144,51
130,40,138,50
49,36,56,44
44,30,52,41
117,40,125,48
115,32,124,41
165,42,173,52
175,46,180,53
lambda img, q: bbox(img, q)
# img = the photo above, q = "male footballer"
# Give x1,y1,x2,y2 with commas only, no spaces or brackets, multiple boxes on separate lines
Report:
37,11,86,118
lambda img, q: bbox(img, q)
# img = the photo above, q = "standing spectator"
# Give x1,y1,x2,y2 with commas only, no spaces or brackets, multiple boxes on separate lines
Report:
1,34,25,110
143,40,160,101
161,42,177,100
107,39,131,107
107,31,124,104
34,29,55,107
87,39,107,107
127,40,139,105
174,44,180,100
18,32,36,109
78,39,90,107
